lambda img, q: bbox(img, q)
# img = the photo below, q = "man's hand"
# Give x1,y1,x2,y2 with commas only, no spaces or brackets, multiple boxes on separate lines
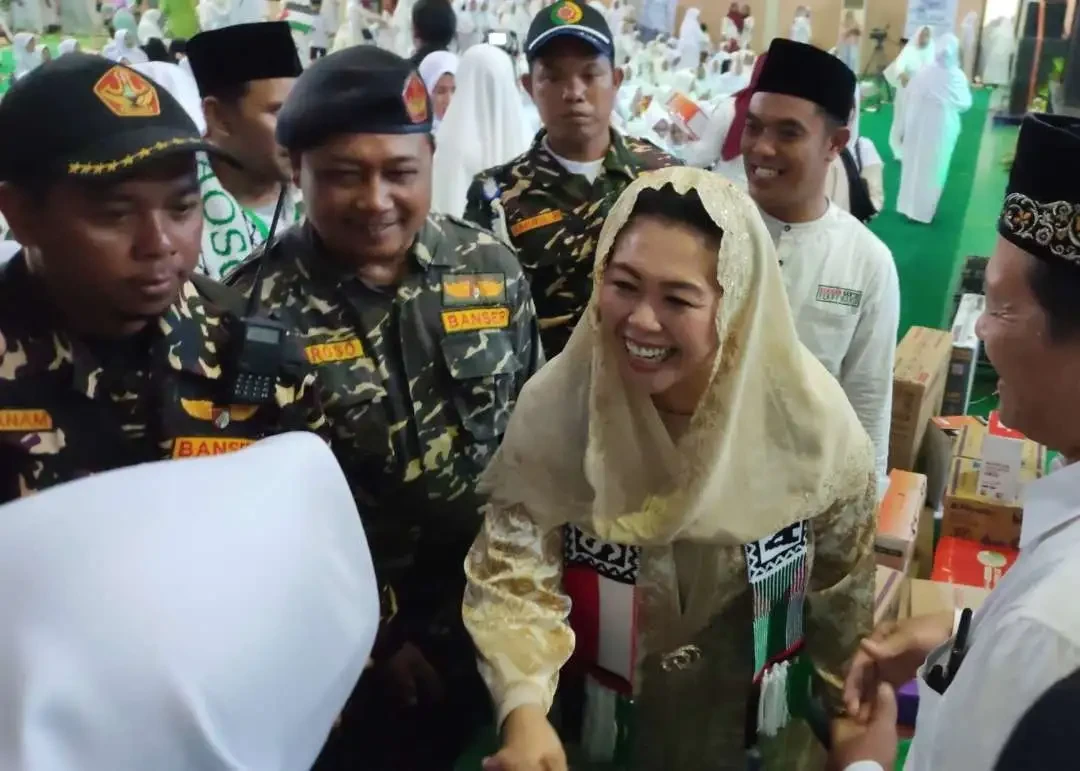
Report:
830,683,898,770
843,611,954,717
383,641,445,708
483,704,568,771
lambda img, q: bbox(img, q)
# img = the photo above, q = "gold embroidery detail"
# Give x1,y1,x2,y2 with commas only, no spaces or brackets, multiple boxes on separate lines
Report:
66,137,205,177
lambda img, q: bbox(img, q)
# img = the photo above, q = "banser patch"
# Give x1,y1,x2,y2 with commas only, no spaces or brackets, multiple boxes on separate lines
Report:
173,437,255,458
0,409,53,432
93,66,161,118
305,338,365,365
815,285,863,309
510,209,563,237
551,0,584,24
442,273,507,306
441,307,511,333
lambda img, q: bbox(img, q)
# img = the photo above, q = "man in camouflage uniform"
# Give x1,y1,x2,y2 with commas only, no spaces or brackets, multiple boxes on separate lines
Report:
465,0,678,356
226,46,542,769
0,54,325,504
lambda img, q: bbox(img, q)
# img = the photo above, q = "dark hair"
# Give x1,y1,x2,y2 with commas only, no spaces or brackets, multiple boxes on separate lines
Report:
204,81,250,105
1028,256,1080,342
142,37,170,62
816,105,847,134
626,184,723,245
412,0,457,49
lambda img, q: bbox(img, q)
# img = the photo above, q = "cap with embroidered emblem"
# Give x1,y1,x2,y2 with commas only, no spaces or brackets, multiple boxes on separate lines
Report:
524,0,614,64
0,53,225,184
275,46,433,152
998,113,1080,268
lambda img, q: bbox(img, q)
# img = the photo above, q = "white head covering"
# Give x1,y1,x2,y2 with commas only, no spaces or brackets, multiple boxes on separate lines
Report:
133,61,208,134
57,38,80,56
12,33,43,79
0,432,378,771
431,44,532,217
676,7,706,70
478,167,873,547
885,24,935,85
910,32,972,109
103,28,148,63
419,50,459,96
137,8,166,44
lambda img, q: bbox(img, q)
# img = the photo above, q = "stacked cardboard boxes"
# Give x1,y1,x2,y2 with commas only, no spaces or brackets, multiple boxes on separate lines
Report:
890,327,953,471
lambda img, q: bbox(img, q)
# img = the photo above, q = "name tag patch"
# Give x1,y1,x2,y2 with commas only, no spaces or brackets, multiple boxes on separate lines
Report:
173,437,255,458
442,273,507,306
0,409,53,431
305,338,365,365
510,209,563,237
815,285,863,309
441,307,511,333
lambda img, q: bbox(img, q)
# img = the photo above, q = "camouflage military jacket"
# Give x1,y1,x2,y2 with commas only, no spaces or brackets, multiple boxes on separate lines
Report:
464,129,679,356
227,217,542,629
0,253,326,504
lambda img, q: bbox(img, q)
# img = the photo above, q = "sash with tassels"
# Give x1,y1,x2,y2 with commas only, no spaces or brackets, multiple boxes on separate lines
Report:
562,520,811,762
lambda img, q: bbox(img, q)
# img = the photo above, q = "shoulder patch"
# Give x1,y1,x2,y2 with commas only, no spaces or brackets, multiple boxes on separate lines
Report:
482,177,500,201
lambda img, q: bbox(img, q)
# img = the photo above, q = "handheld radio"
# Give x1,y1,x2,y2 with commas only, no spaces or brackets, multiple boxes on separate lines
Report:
223,185,293,405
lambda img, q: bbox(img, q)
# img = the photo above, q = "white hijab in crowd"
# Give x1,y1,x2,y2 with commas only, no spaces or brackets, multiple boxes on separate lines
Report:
133,61,208,134
0,432,378,771
959,11,978,72
884,25,934,159
137,8,166,45
896,33,972,224
12,33,44,80
981,16,1016,86
431,44,531,217
676,7,708,73
790,6,811,44
103,28,148,63
419,49,459,131
57,37,81,55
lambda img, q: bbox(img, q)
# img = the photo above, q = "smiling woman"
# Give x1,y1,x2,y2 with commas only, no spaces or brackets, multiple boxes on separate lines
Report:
463,166,879,770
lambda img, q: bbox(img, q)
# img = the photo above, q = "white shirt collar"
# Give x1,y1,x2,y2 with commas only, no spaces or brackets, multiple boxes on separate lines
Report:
1020,460,1080,550
756,200,838,234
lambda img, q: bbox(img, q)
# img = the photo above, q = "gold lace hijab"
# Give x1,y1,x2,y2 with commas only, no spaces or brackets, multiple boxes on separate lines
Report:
480,167,873,546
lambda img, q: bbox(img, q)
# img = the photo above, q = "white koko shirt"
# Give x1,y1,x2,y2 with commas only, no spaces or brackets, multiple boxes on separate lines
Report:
761,202,899,495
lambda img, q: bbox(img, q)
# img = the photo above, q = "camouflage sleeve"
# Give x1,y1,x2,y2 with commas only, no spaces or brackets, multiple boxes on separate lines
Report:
506,249,545,387
804,474,877,715
464,176,496,231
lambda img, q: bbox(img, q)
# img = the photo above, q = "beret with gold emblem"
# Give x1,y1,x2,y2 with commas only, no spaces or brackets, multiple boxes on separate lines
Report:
0,53,224,185
998,113,1080,267
525,0,614,64
275,45,433,152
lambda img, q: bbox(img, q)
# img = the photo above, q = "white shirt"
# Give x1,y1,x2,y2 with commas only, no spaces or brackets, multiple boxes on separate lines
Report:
902,460,1080,770
761,203,899,494
545,137,604,183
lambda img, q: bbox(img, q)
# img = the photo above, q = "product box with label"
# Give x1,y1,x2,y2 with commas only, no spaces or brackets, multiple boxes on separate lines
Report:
930,536,1019,591
941,413,1046,548
875,470,927,572
918,415,985,510
874,565,905,625
890,327,953,471
942,294,984,416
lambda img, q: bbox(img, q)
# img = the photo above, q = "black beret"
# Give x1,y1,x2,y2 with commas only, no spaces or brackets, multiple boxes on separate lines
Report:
998,113,1080,267
525,0,614,63
754,38,856,124
0,53,221,184
187,22,302,96
276,46,433,152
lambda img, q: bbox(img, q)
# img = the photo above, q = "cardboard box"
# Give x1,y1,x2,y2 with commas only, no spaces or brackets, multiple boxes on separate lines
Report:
875,470,927,572
918,416,985,510
930,536,1018,590
906,577,992,618
911,505,937,580
942,294,984,416
874,565,905,625
941,415,1046,548
890,327,953,471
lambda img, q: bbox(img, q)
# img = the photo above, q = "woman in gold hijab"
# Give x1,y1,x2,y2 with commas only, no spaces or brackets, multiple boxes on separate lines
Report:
464,167,877,771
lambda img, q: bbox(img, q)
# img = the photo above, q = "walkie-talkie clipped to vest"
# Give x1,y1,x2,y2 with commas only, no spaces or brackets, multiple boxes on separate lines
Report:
223,185,292,405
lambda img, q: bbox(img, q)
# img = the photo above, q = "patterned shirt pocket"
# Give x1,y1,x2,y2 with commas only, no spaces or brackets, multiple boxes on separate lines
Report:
440,330,522,443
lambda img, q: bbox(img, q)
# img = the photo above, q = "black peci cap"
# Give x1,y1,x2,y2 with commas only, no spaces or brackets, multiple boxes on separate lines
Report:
0,53,224,185
998,113,1080,267
186,21,302,96
276,46,433,152
754,38,856,124
525,0,614,64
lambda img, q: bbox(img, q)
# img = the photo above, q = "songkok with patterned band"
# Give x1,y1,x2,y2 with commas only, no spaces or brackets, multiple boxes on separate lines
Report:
0,53,224,185
275,46,433,152
998,113,1080,267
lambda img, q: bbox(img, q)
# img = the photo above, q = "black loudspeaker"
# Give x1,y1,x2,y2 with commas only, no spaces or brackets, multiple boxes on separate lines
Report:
1022,0,1068,38
1009,37,1070,115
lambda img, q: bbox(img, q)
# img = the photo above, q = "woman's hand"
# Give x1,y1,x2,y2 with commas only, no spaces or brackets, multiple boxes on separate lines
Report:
843,611,955,717
483,704,568,771
830,683,898,770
